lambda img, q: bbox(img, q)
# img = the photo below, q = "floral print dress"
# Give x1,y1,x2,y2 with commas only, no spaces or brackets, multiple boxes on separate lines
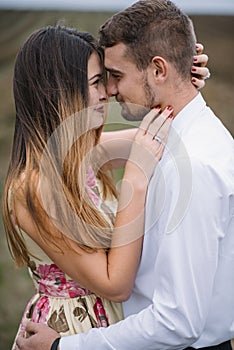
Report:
11,167,123,349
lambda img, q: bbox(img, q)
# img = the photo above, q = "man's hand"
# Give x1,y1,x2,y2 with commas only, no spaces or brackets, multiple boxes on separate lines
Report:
16,322,60,350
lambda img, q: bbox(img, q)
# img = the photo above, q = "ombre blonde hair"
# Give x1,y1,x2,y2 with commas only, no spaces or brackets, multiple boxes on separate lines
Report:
2,26,117,267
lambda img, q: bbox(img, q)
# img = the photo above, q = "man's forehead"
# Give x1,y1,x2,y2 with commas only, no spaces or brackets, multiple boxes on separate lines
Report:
104,43,136,72
104,42,126,55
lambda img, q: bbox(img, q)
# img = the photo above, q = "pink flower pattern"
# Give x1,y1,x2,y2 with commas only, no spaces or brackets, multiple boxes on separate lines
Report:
93,297,109,327
86,165,97,188
86,165,100,206
31,296,50,323
34,264,92,298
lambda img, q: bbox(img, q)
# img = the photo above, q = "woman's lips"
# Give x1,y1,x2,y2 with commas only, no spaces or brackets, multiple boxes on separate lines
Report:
95,106,104,113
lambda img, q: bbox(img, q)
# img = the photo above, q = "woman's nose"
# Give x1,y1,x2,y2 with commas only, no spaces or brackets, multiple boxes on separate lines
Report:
99,84,107,101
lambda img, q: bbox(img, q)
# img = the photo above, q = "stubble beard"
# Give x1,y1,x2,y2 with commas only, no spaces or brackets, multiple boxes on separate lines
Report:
120,76,156,121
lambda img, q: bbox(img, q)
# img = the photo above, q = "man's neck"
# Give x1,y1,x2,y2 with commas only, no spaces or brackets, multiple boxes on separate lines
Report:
160,81,199,118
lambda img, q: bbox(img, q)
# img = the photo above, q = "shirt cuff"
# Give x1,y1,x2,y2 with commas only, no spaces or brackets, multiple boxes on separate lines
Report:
60,335,79,350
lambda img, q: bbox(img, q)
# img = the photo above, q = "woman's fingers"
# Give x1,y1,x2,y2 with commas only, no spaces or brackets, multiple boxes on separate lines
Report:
193,53,208,68
128,106,174,180
192,77,205,90
147,106,173,137
134,105,174,154
192,44,210,90
191,65,211,90
195,43,204,55
192,65,210,79
138,106,161,132
138,105,174,139
153,115,173,145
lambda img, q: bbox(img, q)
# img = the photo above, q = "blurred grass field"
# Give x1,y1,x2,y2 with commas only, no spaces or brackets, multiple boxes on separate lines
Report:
0,10,233,348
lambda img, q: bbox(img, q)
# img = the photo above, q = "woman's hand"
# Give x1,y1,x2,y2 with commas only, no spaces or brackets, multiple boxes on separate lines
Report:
126,106,173,184
191,43,210,90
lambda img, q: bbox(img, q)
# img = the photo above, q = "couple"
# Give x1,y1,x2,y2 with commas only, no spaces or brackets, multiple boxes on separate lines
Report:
5,0,234,350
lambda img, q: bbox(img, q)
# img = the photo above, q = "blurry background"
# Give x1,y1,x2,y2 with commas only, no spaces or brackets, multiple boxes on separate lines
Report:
0,0,233,348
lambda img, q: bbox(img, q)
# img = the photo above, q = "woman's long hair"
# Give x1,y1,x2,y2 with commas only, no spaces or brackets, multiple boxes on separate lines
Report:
2,26,117,267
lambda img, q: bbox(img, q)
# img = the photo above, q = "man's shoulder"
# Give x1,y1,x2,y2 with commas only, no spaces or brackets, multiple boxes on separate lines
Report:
181,107,233,162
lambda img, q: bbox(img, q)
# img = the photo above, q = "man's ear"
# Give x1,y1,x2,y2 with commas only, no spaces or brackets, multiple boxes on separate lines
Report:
151,56,168,81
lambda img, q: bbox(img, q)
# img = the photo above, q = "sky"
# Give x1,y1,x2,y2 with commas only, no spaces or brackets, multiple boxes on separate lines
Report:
0,0,234,14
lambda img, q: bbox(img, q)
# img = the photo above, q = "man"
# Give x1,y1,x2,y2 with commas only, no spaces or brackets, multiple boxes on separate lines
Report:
17,0,234,349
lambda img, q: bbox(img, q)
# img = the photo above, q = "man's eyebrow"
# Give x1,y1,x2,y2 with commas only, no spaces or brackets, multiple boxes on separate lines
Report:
105,68,123,74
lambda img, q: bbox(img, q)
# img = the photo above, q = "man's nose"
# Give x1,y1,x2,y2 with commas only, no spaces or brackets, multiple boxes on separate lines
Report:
106,77,118,97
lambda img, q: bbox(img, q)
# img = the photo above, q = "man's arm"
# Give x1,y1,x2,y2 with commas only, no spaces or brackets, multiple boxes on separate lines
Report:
59,159,219,350
16,323,60,350
17,158,222,350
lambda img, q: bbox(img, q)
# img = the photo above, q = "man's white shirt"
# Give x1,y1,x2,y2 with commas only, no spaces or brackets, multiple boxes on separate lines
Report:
61,93,234,350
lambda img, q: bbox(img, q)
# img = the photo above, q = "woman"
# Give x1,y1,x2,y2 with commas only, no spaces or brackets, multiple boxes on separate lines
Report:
2,25,208,347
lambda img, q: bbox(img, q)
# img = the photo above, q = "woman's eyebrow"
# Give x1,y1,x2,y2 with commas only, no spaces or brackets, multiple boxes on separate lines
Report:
88,73,102,81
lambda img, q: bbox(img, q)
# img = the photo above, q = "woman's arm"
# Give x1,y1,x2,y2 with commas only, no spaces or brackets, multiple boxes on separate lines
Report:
14,107,173,302
99,128,136,169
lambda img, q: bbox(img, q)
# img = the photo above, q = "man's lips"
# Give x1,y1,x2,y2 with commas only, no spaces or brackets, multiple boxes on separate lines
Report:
116,95,124,104
117,100,126,108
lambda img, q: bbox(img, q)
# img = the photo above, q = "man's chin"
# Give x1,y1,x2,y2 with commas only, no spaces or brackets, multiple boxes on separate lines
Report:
120,103,150,121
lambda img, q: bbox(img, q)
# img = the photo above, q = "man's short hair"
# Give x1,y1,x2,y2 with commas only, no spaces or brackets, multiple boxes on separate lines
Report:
99,0,196,78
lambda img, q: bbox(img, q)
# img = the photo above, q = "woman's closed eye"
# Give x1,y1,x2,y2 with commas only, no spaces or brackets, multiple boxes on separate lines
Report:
91,75,105,86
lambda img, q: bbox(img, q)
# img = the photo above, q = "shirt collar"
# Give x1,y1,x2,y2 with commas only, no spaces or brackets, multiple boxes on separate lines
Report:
171,92,207,135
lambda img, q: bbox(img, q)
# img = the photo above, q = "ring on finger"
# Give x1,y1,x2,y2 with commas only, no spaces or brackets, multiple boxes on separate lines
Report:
204,72,211,80
153,135,163,144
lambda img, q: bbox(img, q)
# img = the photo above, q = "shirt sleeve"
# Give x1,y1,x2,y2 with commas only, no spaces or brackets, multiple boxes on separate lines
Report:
60,158,225,350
